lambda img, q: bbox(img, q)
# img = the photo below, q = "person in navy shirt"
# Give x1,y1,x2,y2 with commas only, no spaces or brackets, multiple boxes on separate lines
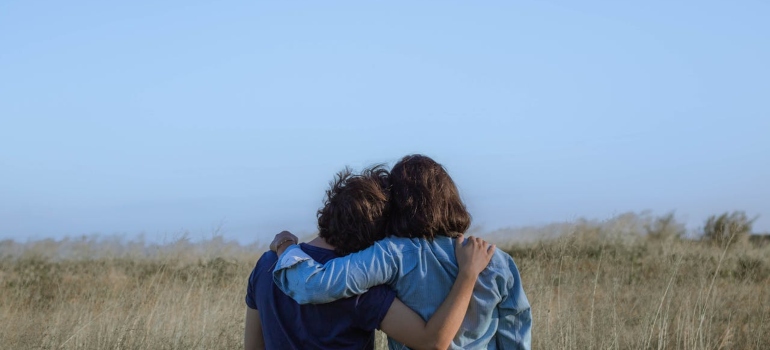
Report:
244,165,497,350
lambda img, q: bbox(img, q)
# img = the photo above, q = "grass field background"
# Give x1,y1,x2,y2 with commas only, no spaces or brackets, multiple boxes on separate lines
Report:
2,213,768,349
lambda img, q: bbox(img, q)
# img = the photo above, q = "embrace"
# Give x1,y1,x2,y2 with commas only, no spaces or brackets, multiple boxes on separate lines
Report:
244,155,531,350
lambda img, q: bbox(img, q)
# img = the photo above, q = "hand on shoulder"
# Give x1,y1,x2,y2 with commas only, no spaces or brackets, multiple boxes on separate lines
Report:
454,234,496,277
270,230,298,254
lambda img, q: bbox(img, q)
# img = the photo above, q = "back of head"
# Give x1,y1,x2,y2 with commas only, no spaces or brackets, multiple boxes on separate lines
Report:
317,165,390,256
386,154,471,239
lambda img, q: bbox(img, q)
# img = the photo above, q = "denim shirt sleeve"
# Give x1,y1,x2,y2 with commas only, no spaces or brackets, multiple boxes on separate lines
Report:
272,241,401,304
495,255,532,350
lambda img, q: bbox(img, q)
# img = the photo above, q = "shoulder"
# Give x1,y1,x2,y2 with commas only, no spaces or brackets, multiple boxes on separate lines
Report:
490,249,515,267
257,250,278,267
246,251,280,309
484,249,519,280
252,250,279,277
247,251,282,293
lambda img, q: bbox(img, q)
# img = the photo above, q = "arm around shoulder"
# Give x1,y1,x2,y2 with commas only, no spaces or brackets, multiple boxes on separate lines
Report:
272,239,403,304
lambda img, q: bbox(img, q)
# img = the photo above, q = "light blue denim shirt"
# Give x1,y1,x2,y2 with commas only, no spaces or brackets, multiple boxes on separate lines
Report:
272,236,531,350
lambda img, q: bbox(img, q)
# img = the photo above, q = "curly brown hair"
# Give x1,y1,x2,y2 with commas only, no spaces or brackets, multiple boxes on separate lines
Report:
317,165,390,256
385,154,471,239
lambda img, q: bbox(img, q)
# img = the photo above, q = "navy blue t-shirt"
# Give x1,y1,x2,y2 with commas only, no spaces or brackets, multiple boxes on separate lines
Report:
245,243,397,350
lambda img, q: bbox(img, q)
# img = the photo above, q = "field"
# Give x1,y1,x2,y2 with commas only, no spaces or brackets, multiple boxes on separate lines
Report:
1,214,769,349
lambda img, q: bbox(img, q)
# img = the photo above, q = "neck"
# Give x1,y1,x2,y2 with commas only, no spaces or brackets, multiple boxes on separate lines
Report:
308,236,335,250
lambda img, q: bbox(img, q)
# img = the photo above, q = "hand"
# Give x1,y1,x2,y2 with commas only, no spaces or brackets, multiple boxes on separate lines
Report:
454,234,496,277
270,230,298,252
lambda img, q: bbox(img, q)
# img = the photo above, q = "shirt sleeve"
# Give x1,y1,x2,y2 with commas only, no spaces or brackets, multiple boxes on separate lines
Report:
272,240,405,304
245,251,278,310
245,261,260,310
495,254,532,350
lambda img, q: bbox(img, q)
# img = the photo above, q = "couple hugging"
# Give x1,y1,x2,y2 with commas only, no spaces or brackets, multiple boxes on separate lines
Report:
245,155,531,350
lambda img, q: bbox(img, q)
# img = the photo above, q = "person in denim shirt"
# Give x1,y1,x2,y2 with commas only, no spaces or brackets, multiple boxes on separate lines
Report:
271,155,532,350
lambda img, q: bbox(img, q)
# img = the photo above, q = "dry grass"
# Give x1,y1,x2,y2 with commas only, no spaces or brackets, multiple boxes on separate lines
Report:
505,233,770,349
1,215,768,349
0,236,262,349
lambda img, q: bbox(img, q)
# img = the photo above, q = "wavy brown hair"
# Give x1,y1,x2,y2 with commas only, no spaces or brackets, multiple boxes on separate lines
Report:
317,165,390,256
386,154,471,239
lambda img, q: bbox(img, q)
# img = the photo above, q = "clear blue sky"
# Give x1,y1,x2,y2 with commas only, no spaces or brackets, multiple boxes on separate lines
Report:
1,0,768,243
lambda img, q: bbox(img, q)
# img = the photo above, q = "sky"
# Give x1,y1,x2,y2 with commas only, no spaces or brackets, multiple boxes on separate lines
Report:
1,0,769,244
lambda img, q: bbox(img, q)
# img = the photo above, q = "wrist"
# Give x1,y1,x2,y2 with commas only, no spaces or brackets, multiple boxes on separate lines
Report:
457,268,480,280
272,238,296,252
277,240,295,251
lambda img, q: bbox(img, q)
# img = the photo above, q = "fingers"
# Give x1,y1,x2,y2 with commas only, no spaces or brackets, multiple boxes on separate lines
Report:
469,236,486,247
457,235,494,254
278,230,297,241
487,244,496,257
465,236,495,254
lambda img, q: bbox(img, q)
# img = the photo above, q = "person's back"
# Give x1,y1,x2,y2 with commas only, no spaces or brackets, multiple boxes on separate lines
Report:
379,155,530,348
246,243,395,350
270,154,531,349
272,235,530,349
378,236,528,349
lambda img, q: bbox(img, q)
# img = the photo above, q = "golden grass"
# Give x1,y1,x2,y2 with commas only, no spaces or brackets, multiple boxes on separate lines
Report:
506,235,770,349
1,220,768,349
